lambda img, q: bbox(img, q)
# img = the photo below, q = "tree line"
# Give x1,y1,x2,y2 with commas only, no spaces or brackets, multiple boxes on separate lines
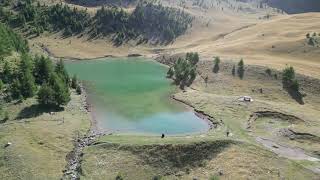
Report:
0,0,193,43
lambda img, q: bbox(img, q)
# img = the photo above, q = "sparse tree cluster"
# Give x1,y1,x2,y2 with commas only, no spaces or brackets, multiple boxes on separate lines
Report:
306,32,319,47
282,66,300,92
167,52,199,89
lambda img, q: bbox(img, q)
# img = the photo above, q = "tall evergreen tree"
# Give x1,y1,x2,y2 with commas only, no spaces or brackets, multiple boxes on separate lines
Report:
17,54,36,98
55,59,69,85
34,55,53,84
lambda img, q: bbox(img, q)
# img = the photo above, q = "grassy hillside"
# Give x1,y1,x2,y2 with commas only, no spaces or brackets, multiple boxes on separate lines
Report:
0,22,91,179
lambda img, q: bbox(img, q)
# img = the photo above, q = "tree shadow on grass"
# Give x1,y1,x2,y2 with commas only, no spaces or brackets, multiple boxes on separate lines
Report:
286,88,305,105
16,104,64,120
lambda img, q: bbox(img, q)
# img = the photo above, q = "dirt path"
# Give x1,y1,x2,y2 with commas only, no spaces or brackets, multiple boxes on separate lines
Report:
256,137,319,162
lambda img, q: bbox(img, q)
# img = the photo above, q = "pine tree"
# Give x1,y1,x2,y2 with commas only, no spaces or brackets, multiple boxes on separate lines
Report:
237,59,245,79
38,73,71,107
232,65,236,76
55,59,69,85
38,83,55,106
213,56,220,73
71,74,77,89
18,54,36,98
34,55,53,84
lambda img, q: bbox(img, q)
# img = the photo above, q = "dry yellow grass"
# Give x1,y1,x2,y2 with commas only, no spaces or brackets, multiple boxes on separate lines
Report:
32,2,320,78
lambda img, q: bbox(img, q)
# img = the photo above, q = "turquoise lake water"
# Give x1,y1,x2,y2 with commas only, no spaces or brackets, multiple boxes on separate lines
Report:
65,58,209,135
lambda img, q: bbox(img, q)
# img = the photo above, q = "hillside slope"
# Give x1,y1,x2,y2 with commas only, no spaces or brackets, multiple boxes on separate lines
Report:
165,13,320,78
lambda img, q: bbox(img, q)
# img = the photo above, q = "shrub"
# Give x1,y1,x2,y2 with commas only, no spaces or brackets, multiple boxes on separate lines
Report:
213,56,220,73
282,66,300,92
232,65,236,76
167,67,174,78
306,33,310,38
237,59,245,79
115,173,124,180
265,68,272,76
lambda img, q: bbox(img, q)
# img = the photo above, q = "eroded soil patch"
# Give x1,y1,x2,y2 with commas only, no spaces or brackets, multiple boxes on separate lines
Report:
247,111,304,129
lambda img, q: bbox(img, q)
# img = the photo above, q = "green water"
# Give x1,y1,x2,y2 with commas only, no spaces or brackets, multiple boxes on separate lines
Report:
65,58,209,135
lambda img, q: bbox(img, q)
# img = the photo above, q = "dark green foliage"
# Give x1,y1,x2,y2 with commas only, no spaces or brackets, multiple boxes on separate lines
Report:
47,3,90,35
33,55,53,84
130,2,193,43
9,79,22,99
38,73,71,107
167,67,174,78
71,74,77,89
1,1,193,43
0,79,3,90
282,66,300,91
153,175,163,180
18,54,36,98
2,1,90,36
186,52,199,65
1,61,12,84
306,33,310,38
213,56,220,73
265,68,272,76
0,23,29,57
115,173,124,180
55,59,69,84
237,59,245,79
37,83,55,106
232,65,236,76
282,66,303,104
170,53,199,89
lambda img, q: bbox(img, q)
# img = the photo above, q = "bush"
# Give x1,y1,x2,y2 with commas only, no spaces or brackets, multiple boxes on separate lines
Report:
232,65,236,76
167,67,174,78
213,56,220,73
265,68,272,76
237,59,245,79
282,66,300,92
